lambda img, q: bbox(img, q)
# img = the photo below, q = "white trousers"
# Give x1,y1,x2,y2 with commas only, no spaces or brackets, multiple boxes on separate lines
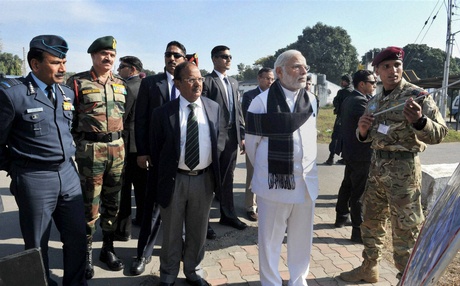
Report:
257,196,315,286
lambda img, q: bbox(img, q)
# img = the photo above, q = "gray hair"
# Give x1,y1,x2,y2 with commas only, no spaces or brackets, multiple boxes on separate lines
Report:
273,50,304,79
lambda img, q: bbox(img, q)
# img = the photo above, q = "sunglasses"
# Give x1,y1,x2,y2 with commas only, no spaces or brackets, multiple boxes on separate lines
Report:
365,81,377,85
217,54,232,60
118,64,131,69
164,52,184,59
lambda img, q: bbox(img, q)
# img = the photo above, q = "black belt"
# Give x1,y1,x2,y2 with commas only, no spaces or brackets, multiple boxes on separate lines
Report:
177,166,210,176
376,150,417,160
83,131,122,143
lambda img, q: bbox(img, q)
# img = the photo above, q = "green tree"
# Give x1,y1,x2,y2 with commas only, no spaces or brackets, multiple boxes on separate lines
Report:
402,44,457,79
256,22,359,84
235,63,260,81
0,52,23,76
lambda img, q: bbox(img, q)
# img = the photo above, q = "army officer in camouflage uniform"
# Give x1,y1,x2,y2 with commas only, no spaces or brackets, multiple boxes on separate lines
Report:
67,36,126,280
340,47,448,283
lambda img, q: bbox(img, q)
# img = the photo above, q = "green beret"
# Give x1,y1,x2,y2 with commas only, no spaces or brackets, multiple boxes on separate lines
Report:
87,36,117,53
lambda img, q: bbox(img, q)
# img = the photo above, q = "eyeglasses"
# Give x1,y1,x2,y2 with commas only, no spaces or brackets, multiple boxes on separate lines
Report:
217,54,232,60
290,64,310,72
182,77,205,84
164,52,184,59
365,81,377,85
118,64,130,69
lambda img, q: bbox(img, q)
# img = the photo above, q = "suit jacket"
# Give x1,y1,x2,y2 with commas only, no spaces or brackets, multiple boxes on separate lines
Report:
202,71,244,148
241,86,261,120
123,75,142,153
340,90,372,162
135,73,169,156
149,96,223,208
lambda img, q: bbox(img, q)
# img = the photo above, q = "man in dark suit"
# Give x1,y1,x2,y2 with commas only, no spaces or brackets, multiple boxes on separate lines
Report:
131,41,187,275
114,56,146,241
151,62,223,286
202,45,247,231
325,74,354,165
241,67,274,222
334,70,375,242
0,35,87,286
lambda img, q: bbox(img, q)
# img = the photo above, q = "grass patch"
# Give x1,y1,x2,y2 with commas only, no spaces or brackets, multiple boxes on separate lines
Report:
317,106,460,144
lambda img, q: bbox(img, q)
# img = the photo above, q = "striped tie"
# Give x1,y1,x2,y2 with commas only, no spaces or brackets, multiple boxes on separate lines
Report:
185,103,199,170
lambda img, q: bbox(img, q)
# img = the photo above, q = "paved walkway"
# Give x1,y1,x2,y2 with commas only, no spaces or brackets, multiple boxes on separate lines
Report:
2,143,459,285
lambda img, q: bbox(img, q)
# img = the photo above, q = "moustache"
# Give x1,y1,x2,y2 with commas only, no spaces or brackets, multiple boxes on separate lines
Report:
55,73,65,77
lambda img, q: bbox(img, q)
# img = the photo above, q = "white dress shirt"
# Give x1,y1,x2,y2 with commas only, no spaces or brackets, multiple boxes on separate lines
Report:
177,96,212,170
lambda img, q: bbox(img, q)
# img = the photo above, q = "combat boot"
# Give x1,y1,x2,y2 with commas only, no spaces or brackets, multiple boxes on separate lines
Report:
340,259,379,283
99,232,124,271
85,236,95,280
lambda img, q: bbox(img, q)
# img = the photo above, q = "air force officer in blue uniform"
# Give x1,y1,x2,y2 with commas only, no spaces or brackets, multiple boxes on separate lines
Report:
0,35,87,286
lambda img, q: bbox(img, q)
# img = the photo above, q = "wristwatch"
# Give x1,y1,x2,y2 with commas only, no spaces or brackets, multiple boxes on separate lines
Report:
412,114,427,130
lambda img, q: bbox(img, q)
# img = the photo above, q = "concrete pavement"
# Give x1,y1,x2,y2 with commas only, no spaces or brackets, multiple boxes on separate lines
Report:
1,143,460,285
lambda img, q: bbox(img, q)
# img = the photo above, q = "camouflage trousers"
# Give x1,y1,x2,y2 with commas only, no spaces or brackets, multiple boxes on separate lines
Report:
361,153,424,273
75,138,125,236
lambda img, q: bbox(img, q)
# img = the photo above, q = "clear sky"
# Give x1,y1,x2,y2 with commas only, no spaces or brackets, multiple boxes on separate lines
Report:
0,0,458,76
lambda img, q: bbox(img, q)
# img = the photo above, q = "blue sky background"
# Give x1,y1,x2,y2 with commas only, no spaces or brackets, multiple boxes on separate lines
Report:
0,0,457,76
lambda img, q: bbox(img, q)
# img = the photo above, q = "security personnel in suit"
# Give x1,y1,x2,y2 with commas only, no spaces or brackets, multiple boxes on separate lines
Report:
131,41,187,275
241,67,274,222
150,61,223,286
67,36,126,279
114,55,145,241
202,45,247,232
0,35,87,286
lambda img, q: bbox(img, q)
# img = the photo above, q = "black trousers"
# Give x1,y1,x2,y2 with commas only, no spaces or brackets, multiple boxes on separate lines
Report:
116,152,147,236
335,160,371,228
218,126,239,220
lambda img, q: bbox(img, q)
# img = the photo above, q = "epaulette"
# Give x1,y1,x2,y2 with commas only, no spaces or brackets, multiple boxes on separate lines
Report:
0,78,23,89
69,70,91,80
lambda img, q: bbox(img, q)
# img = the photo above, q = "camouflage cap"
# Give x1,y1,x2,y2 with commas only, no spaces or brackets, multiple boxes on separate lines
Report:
30,35,68,59
87,36,117,53
372,46,404,66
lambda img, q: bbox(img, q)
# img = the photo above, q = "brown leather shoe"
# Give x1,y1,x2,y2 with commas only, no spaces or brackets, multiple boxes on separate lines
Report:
246,211,258,222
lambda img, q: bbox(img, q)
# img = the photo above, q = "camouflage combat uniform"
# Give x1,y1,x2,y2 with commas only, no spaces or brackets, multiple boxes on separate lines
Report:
359,78,448,272
67,69,126,236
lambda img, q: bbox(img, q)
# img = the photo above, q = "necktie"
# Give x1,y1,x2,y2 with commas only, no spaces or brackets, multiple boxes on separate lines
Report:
223,77,234,123
185,103,199,170
171,84,177,100
46,85,55,106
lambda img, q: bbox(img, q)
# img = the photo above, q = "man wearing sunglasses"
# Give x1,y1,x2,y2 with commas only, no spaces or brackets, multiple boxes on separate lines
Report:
202,45,247,233
132,41,187,275
334,70,375,244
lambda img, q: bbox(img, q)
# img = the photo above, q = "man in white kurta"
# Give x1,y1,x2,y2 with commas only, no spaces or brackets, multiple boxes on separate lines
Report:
245,50,318,286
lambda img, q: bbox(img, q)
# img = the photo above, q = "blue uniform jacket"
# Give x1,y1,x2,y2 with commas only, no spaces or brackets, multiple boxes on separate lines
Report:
0,73,76,171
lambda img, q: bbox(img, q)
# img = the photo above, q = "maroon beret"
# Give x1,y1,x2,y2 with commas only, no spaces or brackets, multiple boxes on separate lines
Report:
372,46,404,66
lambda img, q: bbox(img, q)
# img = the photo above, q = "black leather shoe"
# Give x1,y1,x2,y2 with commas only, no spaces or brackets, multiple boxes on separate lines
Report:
334,216,351,228
185,278,211,286
159,282,175,286
99,246,124,271
246,211,258,222
219,217,247,230
131,256,151,275
130,256,151,275
207,225,217,240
